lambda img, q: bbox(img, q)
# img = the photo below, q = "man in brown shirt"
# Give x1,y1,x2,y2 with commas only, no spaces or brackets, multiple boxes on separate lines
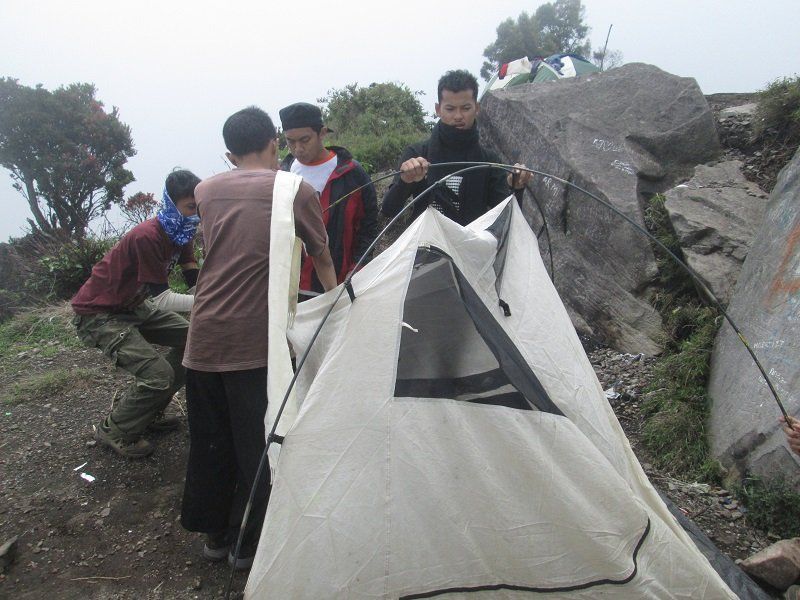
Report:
180,106,336,570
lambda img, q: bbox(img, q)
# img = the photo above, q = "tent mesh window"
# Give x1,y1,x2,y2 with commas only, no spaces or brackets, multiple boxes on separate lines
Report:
394,246,562,415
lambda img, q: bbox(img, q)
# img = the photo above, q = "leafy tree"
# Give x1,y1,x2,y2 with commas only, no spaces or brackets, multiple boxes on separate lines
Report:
0,78,136,238
591,48,624,70
318,82,430,172
119,191,158,227
481,0,591,80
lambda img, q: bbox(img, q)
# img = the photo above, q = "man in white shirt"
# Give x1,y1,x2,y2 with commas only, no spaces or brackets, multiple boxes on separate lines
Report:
279,102,378,293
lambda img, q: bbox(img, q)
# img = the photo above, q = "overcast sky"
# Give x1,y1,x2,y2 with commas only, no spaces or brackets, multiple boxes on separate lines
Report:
1,0,799,242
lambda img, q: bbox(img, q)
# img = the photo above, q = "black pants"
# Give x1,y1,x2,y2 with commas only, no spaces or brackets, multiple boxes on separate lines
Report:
181,368,271,547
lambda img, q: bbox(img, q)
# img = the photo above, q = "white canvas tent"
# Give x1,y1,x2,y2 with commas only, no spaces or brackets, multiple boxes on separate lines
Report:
245,198,737,599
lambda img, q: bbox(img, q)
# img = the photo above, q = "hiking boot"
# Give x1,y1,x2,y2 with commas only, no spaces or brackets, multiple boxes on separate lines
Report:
93,423,153,459
146,411,181,432
203,531,232,562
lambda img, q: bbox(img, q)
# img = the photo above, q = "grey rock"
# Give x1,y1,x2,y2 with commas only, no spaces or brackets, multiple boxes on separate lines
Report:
482,63,720,353
739,538,800,591
664,161,769,305
719,103,758,117
708,147,800,486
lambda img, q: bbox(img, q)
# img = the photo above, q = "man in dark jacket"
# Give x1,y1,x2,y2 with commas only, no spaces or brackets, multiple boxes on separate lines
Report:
382,70,531,226
279,102,378,293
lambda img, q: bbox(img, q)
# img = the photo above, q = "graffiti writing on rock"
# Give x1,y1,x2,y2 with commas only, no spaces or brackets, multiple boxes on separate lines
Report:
592,138,624,153
611,160,635,175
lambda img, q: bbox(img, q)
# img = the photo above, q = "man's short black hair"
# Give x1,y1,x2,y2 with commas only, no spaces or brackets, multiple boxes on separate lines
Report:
437,70,479,102
223,106,277,156
165,169,201,200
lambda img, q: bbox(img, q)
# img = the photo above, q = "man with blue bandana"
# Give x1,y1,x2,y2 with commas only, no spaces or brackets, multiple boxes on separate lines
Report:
72,169,201,459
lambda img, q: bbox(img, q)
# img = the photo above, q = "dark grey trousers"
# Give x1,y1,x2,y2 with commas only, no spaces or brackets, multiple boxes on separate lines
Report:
180,367,271,548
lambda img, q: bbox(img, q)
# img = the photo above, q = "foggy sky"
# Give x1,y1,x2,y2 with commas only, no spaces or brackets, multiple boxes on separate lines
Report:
1,0,799,242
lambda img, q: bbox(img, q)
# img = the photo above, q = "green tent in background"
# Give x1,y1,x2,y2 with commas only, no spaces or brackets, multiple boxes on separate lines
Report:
481,54,601,98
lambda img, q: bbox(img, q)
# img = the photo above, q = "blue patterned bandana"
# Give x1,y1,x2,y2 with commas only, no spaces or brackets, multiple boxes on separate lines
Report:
157,188,199,246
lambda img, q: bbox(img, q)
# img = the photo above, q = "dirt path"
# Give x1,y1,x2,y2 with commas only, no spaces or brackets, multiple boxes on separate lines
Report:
0,310,773,598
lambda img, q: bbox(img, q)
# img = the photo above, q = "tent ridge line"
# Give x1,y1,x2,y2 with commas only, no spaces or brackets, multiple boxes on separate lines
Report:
398,517,651,599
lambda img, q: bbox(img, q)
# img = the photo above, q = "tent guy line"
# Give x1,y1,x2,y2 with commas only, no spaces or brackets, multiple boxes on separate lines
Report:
224,161,787,599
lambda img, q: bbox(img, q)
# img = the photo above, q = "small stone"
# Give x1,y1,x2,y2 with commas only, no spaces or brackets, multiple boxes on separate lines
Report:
86,440,97,448
99,507,111,518
715,533,737,546
192,578,202,590
0,536,18,574
740,538,800,591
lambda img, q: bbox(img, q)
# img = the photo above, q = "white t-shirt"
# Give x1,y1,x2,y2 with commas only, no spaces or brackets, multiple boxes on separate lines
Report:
290,151,338,194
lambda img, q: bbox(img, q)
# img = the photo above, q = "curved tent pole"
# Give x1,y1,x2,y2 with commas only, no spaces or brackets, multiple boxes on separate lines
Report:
225,161,787,599
323,166,555,280
337,160,788,420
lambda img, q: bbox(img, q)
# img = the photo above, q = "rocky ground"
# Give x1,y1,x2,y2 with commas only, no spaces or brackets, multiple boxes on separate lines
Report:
707,92,797,192
0,306,779,599
589,347,773,561
1,92,792,600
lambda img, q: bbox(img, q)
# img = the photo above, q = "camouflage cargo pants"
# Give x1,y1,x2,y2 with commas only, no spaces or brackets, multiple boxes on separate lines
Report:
73,300,189,441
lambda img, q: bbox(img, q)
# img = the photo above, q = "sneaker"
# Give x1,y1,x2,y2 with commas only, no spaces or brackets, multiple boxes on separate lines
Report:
146,411,181,432
228,546,256,571
203,531,231,562
93,423,153,459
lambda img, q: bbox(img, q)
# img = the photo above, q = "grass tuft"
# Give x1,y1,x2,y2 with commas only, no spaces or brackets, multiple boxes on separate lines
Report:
641,195,723,481
3,367,95,405
735,476,800,539
0,304,82,361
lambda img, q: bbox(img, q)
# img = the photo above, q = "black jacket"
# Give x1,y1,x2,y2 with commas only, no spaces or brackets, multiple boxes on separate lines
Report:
281,146,378,292
381,136,518,225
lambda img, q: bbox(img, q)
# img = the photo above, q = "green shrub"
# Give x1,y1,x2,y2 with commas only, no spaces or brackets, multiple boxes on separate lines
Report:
643,194,696,313
28,236,115,300
167,239,203,293
320,82,431,173
754,75,800,142
333,128,424,175
736,476,800,538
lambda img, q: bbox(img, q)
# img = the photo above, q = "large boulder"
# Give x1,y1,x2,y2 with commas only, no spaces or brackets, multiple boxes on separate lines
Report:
481,63,721,354
664,160,769,305
708,147,800,485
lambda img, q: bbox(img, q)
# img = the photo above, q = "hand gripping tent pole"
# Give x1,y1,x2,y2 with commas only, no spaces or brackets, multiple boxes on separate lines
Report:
323,167,555,279
225,162,787,599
